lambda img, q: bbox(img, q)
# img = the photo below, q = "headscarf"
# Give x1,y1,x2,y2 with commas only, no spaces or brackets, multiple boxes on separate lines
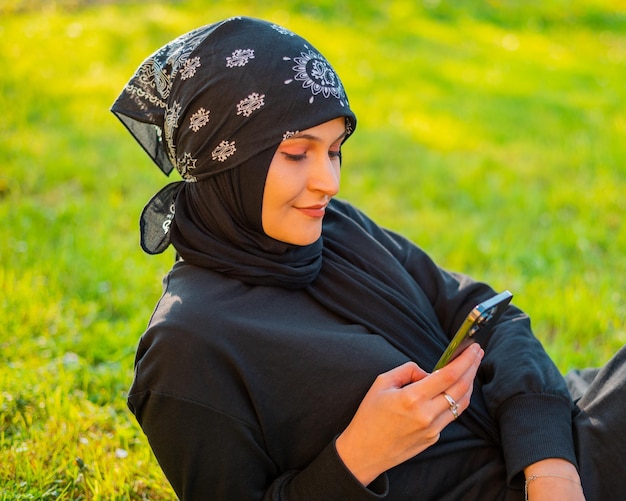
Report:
111,16,356,287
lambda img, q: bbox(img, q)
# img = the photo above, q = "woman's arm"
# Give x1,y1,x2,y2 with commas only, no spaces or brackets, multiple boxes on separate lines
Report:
524,458,585,501
342,204,579,486
129,389,273,500
130,389,389,500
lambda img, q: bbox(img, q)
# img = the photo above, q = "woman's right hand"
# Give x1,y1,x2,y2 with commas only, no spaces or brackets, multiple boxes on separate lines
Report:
335,343,484,486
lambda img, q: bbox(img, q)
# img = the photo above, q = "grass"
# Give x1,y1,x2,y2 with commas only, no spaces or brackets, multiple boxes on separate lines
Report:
1,0,625,498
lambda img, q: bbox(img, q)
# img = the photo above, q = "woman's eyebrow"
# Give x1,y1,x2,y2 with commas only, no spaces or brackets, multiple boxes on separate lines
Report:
285,130,347,143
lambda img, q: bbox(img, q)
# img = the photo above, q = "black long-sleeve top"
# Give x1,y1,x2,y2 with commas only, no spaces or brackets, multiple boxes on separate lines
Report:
128,200,576,500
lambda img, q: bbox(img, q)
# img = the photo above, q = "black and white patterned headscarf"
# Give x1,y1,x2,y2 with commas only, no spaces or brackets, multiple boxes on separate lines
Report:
111,16,356,264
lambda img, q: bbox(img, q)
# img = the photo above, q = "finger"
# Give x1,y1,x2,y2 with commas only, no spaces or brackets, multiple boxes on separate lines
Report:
424,344,484,399
377,361,429,390
438,367,479,422
442,362,480,409
412,391,463,434
441,392,461,420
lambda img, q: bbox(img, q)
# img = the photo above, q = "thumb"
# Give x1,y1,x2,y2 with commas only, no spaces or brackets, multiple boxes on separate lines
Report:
380,361,429,390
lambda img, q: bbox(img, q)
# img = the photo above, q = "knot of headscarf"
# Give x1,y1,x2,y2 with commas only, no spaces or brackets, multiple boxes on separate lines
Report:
111,16,356,287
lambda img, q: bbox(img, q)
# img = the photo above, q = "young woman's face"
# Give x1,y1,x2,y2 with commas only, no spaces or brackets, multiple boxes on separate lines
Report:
262,117,347,245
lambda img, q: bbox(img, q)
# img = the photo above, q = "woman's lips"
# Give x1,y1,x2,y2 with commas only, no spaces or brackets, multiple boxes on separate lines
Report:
296,204,327,218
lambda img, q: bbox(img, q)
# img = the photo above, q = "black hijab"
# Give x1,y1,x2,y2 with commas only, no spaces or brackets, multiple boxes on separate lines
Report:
112,16,356,288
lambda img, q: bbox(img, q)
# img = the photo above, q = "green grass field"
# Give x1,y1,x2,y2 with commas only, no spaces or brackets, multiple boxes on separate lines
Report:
1,0,625,498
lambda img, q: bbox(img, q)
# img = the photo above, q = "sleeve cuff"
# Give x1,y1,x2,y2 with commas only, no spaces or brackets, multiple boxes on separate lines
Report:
285,439,389,499
498,393,577,484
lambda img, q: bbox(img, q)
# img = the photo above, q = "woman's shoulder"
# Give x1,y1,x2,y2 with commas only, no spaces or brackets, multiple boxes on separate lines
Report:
168,259,247,295
149,260,253,326
136,262,263,389
148,260,312,334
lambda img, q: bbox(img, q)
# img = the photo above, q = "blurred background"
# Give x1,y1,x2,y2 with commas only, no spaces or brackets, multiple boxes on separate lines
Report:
1,0,625,498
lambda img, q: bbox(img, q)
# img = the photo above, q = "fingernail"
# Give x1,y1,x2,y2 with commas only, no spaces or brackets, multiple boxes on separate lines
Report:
472,345,484,360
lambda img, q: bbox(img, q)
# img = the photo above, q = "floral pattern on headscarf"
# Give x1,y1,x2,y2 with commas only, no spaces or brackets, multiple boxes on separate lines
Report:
111,17,356,254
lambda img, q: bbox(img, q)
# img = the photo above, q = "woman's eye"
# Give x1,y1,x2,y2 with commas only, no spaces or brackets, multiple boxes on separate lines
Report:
329,150,342,160
280,149,341,162
282,152,307,161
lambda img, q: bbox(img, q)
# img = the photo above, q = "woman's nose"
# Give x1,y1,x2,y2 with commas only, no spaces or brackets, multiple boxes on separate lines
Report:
308,155,340,196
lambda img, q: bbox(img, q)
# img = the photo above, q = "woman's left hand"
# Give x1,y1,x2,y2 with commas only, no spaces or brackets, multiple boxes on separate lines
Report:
524,458,585,501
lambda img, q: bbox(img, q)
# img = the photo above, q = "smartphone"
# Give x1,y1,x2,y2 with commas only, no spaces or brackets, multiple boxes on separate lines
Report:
433,290,513,371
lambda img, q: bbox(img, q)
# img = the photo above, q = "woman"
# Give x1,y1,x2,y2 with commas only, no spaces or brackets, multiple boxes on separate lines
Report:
112,16,623,500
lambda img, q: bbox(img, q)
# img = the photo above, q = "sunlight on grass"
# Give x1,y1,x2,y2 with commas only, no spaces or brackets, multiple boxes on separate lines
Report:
1,0,625,497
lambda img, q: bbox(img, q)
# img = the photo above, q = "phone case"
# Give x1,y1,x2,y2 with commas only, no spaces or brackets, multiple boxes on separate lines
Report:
433,290,513,371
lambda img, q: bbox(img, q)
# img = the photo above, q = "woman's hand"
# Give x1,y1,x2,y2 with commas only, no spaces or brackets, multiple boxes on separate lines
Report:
335,343,484,486
524,459,585,501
